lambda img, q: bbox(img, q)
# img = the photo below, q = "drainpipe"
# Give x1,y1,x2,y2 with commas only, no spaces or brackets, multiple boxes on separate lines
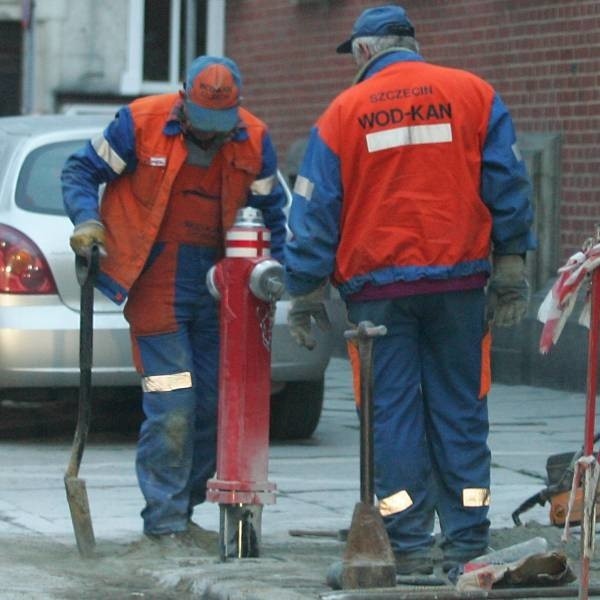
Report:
185,0,197,70
21,0,35,114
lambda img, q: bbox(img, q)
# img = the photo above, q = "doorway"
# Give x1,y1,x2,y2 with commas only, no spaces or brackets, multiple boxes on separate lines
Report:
0,21,22,115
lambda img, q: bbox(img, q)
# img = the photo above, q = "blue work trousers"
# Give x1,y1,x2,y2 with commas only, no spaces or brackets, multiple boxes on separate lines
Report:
126,245,220,535
347,288,491,557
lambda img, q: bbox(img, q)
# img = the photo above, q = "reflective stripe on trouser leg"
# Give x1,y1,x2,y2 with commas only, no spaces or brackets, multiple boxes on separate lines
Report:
379,490,413,516
142,372,192,392
134,325,216,535
347,299,436,554
420,288,491,556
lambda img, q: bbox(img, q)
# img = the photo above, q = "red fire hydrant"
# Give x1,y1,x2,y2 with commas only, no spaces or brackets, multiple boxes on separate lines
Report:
206,207,284,561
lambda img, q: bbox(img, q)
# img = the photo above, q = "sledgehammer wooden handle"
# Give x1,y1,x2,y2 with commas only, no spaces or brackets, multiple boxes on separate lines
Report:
344,321,387,505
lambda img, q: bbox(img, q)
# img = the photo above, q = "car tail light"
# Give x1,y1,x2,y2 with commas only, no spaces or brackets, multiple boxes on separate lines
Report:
0,224,58,294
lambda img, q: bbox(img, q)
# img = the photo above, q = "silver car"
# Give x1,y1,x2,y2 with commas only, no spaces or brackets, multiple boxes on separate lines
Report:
0,114,345,440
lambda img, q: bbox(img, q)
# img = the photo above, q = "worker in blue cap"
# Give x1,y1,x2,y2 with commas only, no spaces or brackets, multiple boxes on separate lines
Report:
285,4,536,576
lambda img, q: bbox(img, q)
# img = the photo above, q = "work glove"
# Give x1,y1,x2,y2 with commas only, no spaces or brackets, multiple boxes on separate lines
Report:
69,219,107,258
288,285,332,350
486,254,529,328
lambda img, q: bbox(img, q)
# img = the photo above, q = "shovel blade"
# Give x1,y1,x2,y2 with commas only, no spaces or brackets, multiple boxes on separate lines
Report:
64,476,96,558
340,502,396,589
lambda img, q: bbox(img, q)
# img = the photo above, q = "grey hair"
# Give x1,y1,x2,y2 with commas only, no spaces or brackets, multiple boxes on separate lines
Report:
351,34,420,59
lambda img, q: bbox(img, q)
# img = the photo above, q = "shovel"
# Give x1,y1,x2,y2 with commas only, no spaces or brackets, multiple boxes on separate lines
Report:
334,321,396,589
64,245,99,558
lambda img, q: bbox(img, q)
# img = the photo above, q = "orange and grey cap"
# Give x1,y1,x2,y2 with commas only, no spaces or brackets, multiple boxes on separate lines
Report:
184,55,241,132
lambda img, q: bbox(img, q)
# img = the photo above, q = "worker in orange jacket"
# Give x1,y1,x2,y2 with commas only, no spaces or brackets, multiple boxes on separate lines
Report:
62,55,286,546
285,5,536,575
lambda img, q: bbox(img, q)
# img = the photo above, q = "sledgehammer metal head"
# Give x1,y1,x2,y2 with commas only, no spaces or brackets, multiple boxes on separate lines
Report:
329,322,395,589
337,502,397,589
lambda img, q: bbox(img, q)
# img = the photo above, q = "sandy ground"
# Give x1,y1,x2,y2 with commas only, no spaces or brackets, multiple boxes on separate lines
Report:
1,520,597,599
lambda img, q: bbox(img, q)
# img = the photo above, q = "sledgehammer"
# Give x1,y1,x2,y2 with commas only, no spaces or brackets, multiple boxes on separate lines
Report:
327,321,396,590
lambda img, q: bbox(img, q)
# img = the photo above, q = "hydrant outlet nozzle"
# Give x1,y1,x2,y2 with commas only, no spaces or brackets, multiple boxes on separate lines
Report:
249,259,284,302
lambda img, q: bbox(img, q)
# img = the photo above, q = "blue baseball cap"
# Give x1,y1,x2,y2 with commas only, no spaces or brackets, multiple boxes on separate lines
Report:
336,4,415,54
184,55,242,132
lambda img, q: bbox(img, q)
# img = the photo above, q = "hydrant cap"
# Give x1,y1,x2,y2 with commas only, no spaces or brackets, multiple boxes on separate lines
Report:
234,207,265,227
249,259,285,301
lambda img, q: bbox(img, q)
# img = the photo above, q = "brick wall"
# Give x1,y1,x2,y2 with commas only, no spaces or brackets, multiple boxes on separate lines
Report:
226,1,357,154
226,0,600,264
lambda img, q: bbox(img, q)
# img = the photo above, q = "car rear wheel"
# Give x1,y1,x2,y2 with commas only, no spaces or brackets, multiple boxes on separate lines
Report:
270,379,324,441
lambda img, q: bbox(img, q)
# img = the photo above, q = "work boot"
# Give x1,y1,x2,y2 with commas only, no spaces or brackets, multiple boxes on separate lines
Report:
119,530,197,556
145,530,196,548
394,551,434,575
186,520,218,550
125,528,206,556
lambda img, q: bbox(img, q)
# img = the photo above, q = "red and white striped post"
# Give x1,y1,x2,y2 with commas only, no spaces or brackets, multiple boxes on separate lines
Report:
579,226,600,600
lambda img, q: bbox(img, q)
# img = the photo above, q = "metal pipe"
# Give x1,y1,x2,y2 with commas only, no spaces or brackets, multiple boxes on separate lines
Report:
321,584,600,599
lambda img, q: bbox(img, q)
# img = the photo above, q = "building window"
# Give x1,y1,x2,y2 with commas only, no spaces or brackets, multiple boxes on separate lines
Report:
121,0,224,95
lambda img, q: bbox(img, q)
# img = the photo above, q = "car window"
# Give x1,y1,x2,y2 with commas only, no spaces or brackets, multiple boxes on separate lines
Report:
15,140,86,215
14,144,288,218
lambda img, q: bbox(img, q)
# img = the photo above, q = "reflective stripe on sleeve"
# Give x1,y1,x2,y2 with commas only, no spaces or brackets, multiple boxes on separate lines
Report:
366,123,452,153
512,142,523,162
92,135,127,174
250,174,276,195
378,490,413,516
293,175,314,201
462,488,491,507
141,371,192,393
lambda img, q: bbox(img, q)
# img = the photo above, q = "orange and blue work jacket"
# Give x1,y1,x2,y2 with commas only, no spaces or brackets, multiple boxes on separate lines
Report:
63,93,286,304
285,50,536,299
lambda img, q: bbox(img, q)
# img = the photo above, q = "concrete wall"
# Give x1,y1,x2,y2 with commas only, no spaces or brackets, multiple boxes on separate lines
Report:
52,0,128,95
0,0,19,19
0,0,127,113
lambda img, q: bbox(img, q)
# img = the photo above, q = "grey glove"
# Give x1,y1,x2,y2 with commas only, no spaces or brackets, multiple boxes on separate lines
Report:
487,254,529,327
69,219,107,258
288,286,332,350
